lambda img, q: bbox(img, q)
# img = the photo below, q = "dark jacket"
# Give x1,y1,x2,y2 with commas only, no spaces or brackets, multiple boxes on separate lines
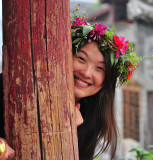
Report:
0,73,5,138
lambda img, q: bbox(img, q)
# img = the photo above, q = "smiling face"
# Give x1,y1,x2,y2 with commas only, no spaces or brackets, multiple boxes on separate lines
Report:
73,42,105,100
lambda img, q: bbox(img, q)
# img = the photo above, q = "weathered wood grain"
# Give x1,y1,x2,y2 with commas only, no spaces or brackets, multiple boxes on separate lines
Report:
2,0,79,159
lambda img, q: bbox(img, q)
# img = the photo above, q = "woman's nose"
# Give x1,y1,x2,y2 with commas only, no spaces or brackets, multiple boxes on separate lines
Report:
80,66,92,78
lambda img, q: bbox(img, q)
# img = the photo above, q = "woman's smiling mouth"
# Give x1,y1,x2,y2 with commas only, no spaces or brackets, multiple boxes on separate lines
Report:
74,76,91,88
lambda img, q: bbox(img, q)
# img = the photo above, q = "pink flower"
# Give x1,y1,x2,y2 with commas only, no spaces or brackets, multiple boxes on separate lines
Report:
119,37,129,55
113,36,129,58
116,51,120,58
90,23,107,41
72,17,87,28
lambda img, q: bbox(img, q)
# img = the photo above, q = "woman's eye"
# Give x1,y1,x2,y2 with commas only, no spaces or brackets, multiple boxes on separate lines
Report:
78,57,85,62
97,67,105,72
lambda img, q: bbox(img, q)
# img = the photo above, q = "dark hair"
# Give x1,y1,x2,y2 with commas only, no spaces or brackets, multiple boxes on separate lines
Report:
73,41,118,160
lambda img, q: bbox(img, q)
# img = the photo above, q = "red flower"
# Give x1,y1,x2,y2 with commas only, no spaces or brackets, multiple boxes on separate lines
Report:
113,35,123,58
127,70,133,80
127,63,135,80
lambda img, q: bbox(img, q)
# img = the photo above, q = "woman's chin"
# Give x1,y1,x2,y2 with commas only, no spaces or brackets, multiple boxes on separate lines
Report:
74,90,85,100
74,93,83,100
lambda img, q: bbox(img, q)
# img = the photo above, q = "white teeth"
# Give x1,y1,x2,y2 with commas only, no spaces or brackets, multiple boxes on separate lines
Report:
76,78,88,86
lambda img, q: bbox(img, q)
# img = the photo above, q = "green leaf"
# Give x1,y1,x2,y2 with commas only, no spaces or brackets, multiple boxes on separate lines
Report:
127,43,135,47
73,25,84,29
83,25,93,36
72,38,82,44
115,58,119,64
110,25,116,32
143,152,153,157
71,31,76,37
110,52,115,65
81,39,85,47
105,30,115,39
93,158,100,160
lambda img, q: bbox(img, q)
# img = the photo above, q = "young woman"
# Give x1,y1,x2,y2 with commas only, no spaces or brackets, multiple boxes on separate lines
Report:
0,11,141,160
71,10,141,160
74,41,118,160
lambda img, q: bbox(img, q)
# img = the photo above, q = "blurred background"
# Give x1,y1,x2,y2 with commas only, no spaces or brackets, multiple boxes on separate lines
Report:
0,0,153,159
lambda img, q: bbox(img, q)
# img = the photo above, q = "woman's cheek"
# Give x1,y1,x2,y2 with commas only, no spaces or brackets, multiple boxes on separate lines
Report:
73,60,82,71
96,72,105,86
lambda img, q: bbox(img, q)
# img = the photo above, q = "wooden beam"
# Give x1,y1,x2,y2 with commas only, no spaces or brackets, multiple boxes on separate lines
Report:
2,0,79,159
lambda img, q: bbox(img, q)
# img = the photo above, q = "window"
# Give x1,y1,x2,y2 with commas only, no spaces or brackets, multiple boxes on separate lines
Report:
122,79,141,141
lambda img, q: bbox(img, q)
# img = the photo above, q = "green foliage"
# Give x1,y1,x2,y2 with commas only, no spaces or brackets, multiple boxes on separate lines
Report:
93,146,153,160
113,146,153,160
93,157,101,160
105,30,115,40
122,52,141,69
129,147,153,160
104,25,116,40
72,38,82,44
141,55,153,61
110,52,118,65
127,42,135,47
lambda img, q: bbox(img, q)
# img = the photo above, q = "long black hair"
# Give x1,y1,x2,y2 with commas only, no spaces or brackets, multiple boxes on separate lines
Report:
73,41,118,160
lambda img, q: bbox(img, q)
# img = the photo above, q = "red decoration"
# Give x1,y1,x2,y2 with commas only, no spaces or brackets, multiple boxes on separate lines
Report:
113,35,123,51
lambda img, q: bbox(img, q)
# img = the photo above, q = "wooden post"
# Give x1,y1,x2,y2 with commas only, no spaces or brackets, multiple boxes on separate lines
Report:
2,0,79,159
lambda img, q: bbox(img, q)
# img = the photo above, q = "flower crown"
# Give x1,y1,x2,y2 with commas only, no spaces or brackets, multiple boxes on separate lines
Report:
71,8,142,86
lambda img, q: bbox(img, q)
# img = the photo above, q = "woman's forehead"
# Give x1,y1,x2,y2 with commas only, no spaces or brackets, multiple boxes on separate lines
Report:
79,42,105,62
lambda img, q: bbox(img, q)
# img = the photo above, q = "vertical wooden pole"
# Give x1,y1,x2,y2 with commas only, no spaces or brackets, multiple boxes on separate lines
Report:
2,0,79,159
